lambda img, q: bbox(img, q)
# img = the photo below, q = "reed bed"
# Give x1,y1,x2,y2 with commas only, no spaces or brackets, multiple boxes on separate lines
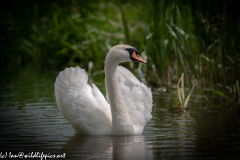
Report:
1,0,239,105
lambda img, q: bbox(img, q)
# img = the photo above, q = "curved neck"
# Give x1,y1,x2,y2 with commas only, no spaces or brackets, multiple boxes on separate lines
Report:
105,53,134,135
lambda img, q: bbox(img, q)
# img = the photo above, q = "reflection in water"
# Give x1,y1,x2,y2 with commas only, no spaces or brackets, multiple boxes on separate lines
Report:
1,67,240,159
61,135,153,159
149,107,197,159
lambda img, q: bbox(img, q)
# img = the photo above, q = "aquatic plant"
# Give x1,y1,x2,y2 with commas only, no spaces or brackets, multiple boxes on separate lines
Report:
168,73,195,113
177,73,195,109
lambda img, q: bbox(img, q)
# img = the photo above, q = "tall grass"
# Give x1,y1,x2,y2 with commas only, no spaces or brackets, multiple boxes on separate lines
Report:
142,0,240,105
1,0,239,105
188,0,240,104
144,0,200,87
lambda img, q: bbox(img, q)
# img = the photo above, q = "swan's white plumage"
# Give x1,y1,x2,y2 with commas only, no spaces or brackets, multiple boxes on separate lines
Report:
116,66,152,134
55,67,111,135
55,45,152,135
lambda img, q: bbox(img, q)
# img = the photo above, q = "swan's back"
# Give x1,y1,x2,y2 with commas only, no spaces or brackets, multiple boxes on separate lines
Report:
55,67,111,135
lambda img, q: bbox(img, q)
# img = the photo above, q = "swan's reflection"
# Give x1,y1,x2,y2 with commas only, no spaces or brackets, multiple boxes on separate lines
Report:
61,134,153,159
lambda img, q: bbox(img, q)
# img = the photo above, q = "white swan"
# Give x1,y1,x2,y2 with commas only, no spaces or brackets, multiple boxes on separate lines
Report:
54,44,152,135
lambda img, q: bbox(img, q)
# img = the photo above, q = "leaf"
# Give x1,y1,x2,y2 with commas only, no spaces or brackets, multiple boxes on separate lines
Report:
184,83,195,108
237,80,240,98
199,89,230,102
146,33,154,40
177,73,184,107
181,73,185,101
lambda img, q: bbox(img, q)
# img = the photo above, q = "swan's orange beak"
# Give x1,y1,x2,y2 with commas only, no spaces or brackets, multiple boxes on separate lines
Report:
131,51,147,64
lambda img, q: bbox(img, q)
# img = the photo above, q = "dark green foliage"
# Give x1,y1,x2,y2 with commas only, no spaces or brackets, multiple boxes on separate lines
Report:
0,0,239,104
189,0,240,103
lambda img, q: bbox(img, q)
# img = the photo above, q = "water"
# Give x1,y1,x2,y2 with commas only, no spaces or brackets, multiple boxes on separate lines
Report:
1,67,240,159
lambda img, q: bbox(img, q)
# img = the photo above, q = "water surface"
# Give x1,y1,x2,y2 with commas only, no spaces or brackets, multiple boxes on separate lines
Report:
0,67,240,159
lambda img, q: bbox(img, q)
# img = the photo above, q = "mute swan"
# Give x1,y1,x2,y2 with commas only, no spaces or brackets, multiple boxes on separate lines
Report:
55,44,152,135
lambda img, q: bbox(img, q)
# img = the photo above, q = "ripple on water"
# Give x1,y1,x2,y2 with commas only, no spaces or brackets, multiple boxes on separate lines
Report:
1,72,240,159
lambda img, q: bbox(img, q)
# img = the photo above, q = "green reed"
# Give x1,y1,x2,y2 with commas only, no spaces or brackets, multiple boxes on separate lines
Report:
144,0,199,87
1,0,239,105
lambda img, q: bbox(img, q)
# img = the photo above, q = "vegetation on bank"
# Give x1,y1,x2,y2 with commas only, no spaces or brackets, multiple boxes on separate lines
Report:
0,0,239,106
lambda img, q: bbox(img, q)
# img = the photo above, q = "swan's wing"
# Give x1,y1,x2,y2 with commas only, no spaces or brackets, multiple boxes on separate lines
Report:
117,66,152,134
54,67,111,135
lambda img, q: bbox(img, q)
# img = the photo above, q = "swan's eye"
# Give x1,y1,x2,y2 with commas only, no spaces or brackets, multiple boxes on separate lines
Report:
126,48,134,54
126,48,139,55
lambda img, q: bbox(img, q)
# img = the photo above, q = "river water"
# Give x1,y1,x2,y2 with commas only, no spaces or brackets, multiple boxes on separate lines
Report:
0,67,240,159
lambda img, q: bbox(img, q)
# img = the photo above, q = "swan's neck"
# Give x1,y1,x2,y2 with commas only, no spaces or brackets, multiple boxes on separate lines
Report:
105,57,134,135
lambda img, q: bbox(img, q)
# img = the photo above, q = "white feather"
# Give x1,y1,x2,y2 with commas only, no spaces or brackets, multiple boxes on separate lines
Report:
117,66,152,134
55,67,111,135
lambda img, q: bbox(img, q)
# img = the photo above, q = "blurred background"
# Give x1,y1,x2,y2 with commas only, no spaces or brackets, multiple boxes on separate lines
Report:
0,0,239,106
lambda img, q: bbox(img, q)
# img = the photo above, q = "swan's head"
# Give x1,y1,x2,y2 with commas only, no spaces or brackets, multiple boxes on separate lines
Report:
107,44,146,64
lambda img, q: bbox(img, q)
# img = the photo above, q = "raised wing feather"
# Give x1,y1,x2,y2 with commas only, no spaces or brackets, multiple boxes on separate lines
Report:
54,67,111,135
117,66,152,134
